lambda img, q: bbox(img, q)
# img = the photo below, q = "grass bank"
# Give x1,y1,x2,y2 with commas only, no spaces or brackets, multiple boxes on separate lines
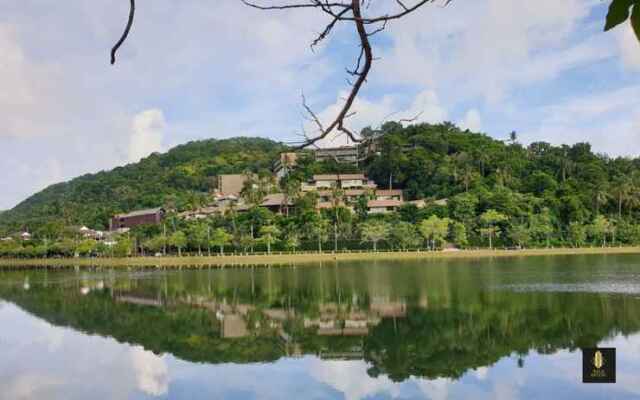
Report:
1,247,639,269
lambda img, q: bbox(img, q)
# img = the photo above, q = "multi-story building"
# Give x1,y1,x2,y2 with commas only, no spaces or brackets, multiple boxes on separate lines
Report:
301,174,376,191
109,207,165,231
314,146,359,164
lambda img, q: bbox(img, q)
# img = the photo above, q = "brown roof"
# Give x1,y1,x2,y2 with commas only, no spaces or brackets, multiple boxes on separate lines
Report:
313,174,366,181
367,199,404,208
261,193,292,207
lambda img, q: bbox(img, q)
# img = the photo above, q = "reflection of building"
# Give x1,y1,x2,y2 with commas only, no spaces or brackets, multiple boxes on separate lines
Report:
115,294,163,307
221,314,249,338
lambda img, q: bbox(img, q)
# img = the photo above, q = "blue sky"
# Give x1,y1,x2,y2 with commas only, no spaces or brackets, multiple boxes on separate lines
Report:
1,0,640,210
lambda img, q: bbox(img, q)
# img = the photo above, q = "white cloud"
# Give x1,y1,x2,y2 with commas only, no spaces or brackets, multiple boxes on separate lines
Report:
522,84,640,156
375,0,604,103
459,109,482,132
128,109,166,162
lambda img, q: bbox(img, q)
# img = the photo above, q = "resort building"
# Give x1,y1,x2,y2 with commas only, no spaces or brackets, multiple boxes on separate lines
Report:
273,152,300,179
109,207,165,231
301,174,376,191
314,146,360,165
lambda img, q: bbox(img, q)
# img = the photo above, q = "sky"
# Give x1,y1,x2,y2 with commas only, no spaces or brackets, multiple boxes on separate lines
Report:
1,0,640,210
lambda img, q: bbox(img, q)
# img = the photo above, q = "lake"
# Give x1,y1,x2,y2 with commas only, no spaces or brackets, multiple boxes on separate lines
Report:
1,254,640,399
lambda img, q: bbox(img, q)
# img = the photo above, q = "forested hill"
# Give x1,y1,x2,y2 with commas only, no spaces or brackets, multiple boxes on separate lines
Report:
0,137,285,235
2,122,640,242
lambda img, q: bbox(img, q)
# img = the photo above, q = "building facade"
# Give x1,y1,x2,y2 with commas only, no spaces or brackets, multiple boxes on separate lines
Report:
109,208,165,231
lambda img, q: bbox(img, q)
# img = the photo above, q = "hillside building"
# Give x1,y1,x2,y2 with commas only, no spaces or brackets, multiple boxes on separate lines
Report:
109,207,165,231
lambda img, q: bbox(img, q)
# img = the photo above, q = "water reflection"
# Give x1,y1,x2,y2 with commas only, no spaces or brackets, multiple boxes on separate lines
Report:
1,256,640,399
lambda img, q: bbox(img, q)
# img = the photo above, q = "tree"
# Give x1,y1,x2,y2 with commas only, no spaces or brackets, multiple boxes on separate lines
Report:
259,224,281,254
143,235,164,255
530,208,554,248
188,223,209,256
210,228,232,255
76,239,97,257
241,173,269,207
604,0,640,43
590,215,612,247
508,224,531,249
594,186,611,215
239,234,255,254
448,193,479,228
360,220,390,251
311,216,330,252
419,215,450,250
448,221,468,248
611,176,633,219
113,237,133,257
283,232,301,252
391,222,421,250
169,231,187,257
479,210,507,250
568,222,587,248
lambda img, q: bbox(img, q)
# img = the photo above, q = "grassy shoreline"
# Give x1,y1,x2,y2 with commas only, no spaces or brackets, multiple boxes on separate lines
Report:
0,247,639,269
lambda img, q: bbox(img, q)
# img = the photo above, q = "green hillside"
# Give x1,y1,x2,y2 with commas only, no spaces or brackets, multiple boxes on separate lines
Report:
2,122,640,251
0,137,285,235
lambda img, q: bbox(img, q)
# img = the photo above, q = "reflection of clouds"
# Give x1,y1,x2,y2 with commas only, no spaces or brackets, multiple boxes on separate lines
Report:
600,334,640,396
4,299,640,400
308,359,402,400
0,374,62,400
473,366,488,381
0,303,170,399
413,377,453,400
130,346,169,396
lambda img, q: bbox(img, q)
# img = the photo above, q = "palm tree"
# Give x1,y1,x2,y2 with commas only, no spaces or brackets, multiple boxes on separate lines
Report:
282,179,301,217
593,186,610,215
611,177,633,219
461,167,477,192
330,186,345,252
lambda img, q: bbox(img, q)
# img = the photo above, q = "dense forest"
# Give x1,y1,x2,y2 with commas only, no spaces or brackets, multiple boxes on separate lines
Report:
2,121,640,257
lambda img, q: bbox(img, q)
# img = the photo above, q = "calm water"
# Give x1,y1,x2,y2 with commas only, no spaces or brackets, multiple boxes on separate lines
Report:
1,255,640,399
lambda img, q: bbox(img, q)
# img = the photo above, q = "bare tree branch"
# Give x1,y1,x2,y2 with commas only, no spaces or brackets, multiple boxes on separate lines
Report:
110,0,450,147
111,0,135,65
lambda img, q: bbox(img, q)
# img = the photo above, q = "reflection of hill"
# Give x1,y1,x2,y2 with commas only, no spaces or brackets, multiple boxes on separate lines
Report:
0,286,283,364
365,293,640,381
1,262,640,382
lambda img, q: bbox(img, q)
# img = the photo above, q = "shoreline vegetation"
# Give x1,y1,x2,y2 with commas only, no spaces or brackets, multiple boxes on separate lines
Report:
1,246,639,269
